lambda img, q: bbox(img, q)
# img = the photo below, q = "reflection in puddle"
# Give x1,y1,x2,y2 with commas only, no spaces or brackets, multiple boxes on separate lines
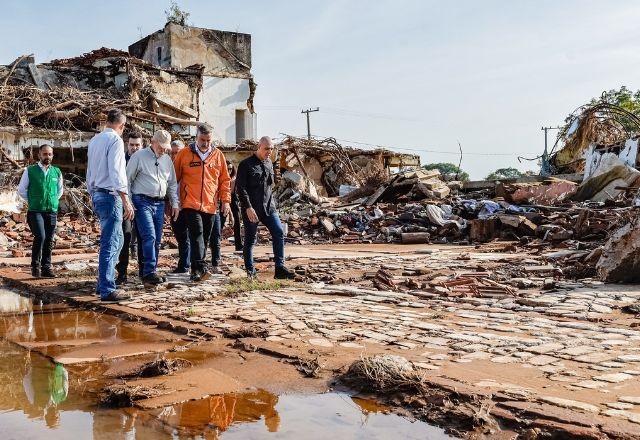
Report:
0,287,450,439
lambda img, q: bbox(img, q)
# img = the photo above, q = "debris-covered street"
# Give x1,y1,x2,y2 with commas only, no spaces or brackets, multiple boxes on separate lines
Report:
3,2,640,439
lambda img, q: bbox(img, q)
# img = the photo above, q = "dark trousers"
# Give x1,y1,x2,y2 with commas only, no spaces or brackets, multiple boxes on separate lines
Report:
210,213,223,267
231,194,243,250
209,195,244,266
27,211,57,270
171,211,191,271
183,208,214,273
116,219,142,277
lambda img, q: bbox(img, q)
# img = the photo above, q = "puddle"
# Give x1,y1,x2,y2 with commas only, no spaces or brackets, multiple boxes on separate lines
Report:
0,287,451,439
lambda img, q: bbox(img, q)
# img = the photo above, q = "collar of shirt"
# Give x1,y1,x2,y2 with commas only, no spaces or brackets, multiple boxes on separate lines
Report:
38,162,51,175
195,145,213,161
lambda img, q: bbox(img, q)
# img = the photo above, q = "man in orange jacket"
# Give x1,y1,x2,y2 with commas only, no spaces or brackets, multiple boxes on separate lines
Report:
174,123,230,281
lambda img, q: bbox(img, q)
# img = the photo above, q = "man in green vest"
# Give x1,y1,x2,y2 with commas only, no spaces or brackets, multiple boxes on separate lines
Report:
17,144,63,278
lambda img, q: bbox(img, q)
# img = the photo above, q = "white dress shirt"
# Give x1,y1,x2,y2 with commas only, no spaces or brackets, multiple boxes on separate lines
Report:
18,162,64,201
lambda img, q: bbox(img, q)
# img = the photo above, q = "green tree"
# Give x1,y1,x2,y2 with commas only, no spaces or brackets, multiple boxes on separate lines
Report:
422,162,469,181
591,86,640,114
485,167,524,181
165,1,190,26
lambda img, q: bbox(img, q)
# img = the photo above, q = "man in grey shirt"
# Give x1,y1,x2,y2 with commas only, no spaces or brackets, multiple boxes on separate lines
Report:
127,130,179,285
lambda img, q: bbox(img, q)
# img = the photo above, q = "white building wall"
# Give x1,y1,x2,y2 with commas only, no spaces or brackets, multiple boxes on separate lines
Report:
198,76,256,144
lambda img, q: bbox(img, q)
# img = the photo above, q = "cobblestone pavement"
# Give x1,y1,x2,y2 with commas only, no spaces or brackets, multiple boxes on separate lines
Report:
69,247,640,426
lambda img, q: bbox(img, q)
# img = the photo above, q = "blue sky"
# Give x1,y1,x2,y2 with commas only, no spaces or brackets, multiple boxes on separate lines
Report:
3,1,640,179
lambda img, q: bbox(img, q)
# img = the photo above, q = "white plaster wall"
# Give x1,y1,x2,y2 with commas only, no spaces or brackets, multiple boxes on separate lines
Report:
198,76,255,144
0,130,91,161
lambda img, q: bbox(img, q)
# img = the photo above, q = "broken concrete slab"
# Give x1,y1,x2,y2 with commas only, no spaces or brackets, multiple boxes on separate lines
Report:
596,216,640,283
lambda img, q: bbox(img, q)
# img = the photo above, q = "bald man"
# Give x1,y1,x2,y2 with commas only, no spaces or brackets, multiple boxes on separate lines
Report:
235,136,294,280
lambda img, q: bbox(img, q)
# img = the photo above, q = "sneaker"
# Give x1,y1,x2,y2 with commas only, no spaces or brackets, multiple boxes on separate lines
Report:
101,290,131,303
211,266,222,274
142,273,165,285
190,271,202,282
274,266,295,280
246,269,257,280
31,267,41,278
115,274,127,286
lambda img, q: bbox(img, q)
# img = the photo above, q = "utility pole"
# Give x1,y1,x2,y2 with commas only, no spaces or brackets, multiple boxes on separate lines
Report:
540,126,561,176
301,107,319,140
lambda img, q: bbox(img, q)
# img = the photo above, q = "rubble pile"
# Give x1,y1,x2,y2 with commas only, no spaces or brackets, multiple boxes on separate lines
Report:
0,49,203,134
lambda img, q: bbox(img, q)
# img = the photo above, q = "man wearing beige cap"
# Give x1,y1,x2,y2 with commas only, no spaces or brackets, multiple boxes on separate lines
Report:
126,130,179,285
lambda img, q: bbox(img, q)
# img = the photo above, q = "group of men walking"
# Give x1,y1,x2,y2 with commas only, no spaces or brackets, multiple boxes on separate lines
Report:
19,108,294,303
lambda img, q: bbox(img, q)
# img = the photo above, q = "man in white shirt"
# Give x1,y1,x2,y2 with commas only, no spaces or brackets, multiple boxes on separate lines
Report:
17,144,63,278
86,109,134,302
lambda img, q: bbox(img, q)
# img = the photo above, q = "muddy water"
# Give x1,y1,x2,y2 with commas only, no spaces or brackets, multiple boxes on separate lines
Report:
0,288,450,439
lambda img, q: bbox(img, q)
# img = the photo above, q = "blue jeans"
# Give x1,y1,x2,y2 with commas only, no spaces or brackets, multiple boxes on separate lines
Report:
242,210,285,273
132,195,165,277
92,192,123,299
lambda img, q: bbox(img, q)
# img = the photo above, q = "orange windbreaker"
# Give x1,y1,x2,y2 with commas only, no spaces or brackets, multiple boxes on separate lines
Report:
174,145,231,214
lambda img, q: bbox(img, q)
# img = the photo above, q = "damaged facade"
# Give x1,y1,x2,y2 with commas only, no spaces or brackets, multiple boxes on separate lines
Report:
129,22,256,143
0,22,255,173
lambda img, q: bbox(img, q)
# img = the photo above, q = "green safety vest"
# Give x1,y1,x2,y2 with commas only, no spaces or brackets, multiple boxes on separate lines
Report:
27,164,62,212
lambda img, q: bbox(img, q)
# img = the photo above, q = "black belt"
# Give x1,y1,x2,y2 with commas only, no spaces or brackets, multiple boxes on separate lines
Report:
134,194,165,202
94,188,112,194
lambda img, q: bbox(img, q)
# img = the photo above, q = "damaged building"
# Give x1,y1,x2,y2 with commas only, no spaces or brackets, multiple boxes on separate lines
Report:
0,22,255,174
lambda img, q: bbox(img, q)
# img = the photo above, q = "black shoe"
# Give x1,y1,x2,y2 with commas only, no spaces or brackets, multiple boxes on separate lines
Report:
190,270,211,282
235,246,244,252
171,267,189,274
41,268,56,278
246,269,257,280
211,266,222,274
31,267,41,278
101,290,131,303
142,273,165,285
115,274,127,286
274,266,295,280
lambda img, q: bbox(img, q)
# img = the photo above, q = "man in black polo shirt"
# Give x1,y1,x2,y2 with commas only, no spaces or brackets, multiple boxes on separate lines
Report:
235,136,295,280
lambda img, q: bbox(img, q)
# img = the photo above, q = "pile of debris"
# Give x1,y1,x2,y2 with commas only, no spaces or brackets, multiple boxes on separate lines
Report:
0,49,203,134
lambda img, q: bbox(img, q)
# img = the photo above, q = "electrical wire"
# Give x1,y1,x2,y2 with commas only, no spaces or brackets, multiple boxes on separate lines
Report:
310,134,539,157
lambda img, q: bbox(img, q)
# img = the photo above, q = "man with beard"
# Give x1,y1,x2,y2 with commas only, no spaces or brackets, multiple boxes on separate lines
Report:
18,144,64,278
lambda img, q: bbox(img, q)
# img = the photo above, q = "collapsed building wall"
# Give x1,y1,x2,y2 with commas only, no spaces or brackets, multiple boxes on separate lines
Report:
0,49,203,173
129,23,256,144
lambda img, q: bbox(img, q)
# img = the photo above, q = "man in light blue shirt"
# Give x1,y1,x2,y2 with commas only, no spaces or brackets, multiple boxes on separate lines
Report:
86,109,134,303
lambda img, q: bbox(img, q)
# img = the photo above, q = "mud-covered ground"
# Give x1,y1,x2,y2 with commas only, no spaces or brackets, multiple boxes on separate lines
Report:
1,242,640,438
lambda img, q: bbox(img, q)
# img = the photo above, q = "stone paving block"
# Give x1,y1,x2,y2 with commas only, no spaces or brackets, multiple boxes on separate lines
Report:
615,355,640,363
538,396,600,413
603,409,640,424
528,355,560,366
619,396,640,404
528,343,565,355
575,353,614,364
572,380,608,389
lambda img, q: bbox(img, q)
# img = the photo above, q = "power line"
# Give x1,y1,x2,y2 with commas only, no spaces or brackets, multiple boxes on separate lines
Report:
312,135,538,157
